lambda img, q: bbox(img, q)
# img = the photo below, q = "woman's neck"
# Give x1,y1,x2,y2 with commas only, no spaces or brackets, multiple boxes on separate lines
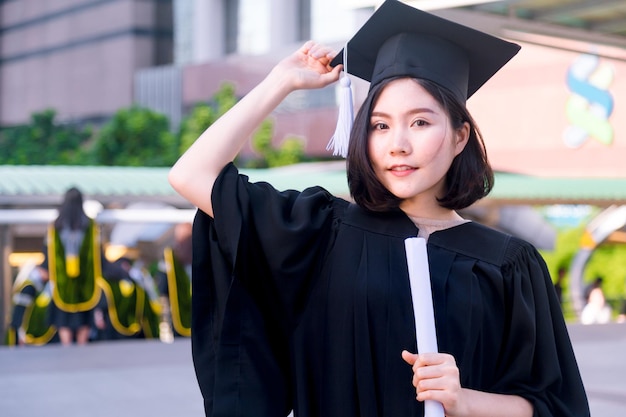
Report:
403,211,469,241
399,199,462,221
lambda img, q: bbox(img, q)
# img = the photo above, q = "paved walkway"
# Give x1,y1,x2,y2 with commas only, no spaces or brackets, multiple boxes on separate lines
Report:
569,322,626,416
0,338,204,417
1,323,625,416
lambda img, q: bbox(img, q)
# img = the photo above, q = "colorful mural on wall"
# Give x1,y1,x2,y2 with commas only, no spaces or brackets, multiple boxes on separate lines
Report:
564,54,614,148
467,41,626,178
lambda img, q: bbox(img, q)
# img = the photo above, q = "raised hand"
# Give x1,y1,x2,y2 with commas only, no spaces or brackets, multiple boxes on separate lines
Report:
270,41,342,91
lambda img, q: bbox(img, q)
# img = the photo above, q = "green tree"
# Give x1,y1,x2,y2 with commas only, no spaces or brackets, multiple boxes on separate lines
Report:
0,109,91,165
178,103,214,155
177,82,305,168
540,220,626,319
213,82,237,118
247,119,305,168
586,243,626,311
177,83,238,154
540,226,586,319
90,106,176,166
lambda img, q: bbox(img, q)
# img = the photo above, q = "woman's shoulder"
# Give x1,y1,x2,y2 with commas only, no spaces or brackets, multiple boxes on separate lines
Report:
341,204,419,238
429,221,540,267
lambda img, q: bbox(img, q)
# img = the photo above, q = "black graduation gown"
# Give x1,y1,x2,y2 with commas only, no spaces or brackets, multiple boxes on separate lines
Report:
191,163,590,417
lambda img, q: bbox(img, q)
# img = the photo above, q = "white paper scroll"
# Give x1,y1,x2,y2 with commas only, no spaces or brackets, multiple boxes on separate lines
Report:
404,237,444,417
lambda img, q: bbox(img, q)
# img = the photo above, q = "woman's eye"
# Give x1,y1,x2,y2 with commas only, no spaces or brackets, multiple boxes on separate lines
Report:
412,119,428,127
371,122,388,130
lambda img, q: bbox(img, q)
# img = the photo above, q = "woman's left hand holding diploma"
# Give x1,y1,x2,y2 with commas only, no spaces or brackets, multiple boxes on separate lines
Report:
401,350,467,417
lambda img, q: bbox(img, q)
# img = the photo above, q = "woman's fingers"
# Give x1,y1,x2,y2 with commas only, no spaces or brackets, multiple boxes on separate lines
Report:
298,41,338,73
306,42,337,62
402,351,460,396
401,350,418,365
270,42,340,91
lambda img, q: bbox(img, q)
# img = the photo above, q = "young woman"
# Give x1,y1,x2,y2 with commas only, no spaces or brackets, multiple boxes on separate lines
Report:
46,187,102,345
169,1,589,416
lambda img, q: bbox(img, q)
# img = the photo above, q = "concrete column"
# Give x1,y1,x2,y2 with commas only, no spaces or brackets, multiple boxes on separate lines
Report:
192,0,226,62
269,0,299,49
0,225,13,342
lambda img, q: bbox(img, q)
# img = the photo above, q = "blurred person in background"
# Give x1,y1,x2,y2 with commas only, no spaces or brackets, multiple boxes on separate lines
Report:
95,255,162,341
5,260,58,346
155,222,193,342
581,276,612,324
46,187,102,345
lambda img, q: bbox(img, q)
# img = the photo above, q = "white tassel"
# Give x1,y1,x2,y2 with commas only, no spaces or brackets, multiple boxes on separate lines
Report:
327,74,354,158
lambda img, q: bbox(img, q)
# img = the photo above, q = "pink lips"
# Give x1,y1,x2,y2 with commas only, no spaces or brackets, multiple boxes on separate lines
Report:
389,165,416,177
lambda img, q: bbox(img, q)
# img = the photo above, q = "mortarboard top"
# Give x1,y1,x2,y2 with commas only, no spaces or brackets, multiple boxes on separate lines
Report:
330,0,521,103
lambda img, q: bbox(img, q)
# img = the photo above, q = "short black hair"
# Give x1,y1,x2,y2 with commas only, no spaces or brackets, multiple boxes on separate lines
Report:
347,76,494,212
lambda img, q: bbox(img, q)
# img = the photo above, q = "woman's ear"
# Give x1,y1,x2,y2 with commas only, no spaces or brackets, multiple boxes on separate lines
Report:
454,122,470,156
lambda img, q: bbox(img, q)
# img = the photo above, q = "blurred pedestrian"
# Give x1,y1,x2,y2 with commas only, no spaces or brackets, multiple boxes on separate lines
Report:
97,256,161,340
554,266,566,306
156,222,193,341
6,260,57,346
46,187,102,345
581,276,612,324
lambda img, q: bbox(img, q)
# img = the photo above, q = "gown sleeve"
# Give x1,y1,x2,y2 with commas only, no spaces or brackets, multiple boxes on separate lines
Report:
191,162,339,417
497,238,590,417
430,223,589,416
10,284,37,329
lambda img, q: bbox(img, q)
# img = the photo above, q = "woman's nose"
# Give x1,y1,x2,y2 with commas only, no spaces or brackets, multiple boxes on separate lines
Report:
389,128,411,155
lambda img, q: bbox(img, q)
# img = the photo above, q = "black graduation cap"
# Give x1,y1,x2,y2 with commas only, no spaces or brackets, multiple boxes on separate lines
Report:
330,0,521,103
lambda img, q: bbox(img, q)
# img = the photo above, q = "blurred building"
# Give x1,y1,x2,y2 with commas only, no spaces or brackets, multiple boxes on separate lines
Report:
0,0,174,127
2,0,626,171
0,0,358,133
2,0,626,333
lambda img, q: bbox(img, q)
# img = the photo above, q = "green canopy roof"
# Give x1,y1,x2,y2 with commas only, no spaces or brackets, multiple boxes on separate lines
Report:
1,164,625,207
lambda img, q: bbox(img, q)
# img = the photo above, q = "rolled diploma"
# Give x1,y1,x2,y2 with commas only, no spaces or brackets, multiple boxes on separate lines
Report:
404,237,444,417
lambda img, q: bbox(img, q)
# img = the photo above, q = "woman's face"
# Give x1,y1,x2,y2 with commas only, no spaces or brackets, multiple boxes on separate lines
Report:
367,78,469,216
